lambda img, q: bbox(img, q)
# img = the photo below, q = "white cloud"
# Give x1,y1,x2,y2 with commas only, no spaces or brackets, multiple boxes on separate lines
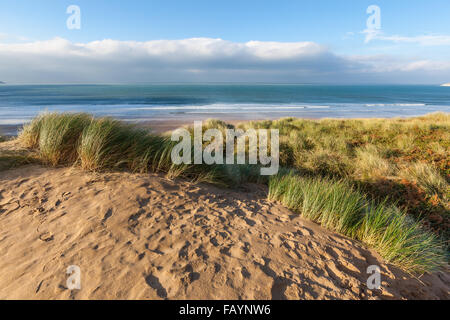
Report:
362,30,450,46
400,60,450,72
380,34,450,46
0,37,326,61
0,37,449,84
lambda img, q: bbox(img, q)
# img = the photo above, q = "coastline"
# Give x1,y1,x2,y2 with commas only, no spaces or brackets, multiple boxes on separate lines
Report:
2,111,449,136
2,85,450,136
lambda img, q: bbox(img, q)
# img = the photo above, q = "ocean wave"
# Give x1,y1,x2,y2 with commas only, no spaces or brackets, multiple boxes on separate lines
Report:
124,103,330,111
365,103,427,107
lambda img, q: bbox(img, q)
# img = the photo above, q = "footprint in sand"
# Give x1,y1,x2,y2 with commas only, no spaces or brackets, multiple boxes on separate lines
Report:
241,267,251,279
101,208,113,224
144,274,168,299
184,264,200,284
195,245,209,261
178,241,191,259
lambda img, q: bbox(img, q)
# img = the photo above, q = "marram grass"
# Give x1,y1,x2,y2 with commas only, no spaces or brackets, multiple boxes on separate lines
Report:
78,117,151,171
38,113,92,166
399,162,448,198
268,173,446,273
17,112,229,184
357,202,445,273
19,113,92,165
241,112,450,253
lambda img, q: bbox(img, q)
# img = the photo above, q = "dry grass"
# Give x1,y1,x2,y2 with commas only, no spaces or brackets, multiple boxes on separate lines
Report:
240,112,450,241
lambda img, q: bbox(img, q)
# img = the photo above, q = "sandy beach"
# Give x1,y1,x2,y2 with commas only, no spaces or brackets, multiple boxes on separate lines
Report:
0,138,449,300
0,118,255,137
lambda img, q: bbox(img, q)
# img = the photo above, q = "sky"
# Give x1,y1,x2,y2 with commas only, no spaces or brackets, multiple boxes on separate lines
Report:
0,0,450,84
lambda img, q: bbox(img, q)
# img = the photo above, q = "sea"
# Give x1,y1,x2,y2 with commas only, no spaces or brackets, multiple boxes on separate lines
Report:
1,84,449,131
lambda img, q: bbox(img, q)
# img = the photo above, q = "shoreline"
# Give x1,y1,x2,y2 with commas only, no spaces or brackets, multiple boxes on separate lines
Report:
1,111,449,136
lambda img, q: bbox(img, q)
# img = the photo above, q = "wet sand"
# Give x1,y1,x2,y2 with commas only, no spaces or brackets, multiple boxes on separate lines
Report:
0,117,257,137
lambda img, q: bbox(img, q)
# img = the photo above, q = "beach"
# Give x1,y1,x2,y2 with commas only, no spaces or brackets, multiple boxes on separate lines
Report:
0,153,448,299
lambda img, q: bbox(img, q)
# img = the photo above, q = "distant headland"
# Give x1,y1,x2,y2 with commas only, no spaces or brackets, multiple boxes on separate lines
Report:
440,83,450,87
0,81,5,84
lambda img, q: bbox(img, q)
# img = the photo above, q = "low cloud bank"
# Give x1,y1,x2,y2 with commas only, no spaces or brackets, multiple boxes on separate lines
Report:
0,37,449,84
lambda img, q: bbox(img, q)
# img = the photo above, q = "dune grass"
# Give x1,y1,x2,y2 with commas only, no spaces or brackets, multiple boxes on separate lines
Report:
17,112,231,185
78,117,152,171
399,162,448,199
239,113,450,241
38,113,92,166
268,173,446,273
354,145,395,181
17,112,448,274
357,202,445,273
19,114,45,149
238,113,449,176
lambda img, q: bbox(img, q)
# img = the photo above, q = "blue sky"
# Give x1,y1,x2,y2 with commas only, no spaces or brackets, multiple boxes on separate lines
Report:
1,0,450,84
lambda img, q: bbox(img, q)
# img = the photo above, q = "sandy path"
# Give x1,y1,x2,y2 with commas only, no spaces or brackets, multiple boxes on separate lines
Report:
0,165,448,300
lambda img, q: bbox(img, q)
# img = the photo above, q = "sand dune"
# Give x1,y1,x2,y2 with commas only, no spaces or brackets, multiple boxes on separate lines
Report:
0,154,449,299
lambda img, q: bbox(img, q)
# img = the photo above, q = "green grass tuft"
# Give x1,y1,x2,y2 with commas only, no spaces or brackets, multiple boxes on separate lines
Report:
268,173,446,273
37,113,92,166
78,117,151,171
399,162,448,198
357,202,445,273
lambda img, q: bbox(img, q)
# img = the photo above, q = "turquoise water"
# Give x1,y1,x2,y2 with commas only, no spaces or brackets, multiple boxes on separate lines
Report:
0,84,449,125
